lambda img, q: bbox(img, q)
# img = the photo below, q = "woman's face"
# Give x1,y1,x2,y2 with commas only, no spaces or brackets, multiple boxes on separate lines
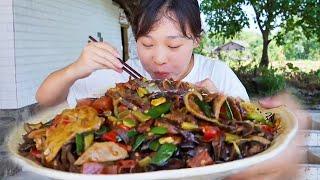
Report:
137,16,198,80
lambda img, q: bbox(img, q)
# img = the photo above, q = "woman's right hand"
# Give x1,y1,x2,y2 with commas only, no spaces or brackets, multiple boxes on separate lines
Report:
70,41,124,79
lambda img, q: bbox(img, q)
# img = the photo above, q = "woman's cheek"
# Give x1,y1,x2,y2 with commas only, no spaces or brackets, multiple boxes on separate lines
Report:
170,48,192,67
137,49,155,73
137,46,151,64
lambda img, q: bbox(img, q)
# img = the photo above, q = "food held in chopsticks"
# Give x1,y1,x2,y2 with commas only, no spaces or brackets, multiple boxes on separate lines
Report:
18,78,281,174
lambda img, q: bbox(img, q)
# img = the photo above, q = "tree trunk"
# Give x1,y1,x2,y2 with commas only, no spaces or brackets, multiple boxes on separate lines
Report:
259,33,270,67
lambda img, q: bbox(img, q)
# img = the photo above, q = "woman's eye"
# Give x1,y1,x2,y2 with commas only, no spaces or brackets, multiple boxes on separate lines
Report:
143,44,153,48
169,46,181,49
168,45,181,49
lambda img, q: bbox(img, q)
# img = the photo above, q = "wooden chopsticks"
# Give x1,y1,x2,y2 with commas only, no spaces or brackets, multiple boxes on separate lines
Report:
88,36,143,79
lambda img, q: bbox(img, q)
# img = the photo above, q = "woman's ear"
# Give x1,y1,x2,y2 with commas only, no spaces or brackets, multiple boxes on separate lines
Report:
193,37,201,48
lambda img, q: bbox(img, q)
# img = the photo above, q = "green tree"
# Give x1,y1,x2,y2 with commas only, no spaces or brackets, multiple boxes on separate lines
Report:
194,33,225,57
283,28,320,60
200,0,320,67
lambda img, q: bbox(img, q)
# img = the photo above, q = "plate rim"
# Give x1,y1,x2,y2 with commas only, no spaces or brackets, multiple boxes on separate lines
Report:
6,105,298,180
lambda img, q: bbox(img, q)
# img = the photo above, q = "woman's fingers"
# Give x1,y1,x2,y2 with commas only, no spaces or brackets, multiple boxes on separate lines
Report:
91,54,123,73
258,92,299,110
227,140,299,180
89,44,123,69
258,96,282,108
93,42,121,59
195,78,218,93
73,42,124,78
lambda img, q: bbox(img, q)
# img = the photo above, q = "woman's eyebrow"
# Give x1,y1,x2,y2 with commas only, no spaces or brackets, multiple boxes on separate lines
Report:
167,35,186,39
143,35,190,40
144,35,153,39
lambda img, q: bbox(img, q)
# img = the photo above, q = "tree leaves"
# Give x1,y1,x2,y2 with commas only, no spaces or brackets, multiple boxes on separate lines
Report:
200,0,320,66
201,1,249,39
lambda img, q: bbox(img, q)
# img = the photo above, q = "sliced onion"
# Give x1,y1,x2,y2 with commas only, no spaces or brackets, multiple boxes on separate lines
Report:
234,121,254,137
247,135,271,145
213,94,227,119
24,122,43,133
232,142,242,158
235,135,271,145
146,83,161,93
183,91,226,128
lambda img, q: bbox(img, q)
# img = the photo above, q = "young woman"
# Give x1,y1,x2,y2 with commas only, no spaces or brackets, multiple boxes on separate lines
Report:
35,0,303,178
36,0,249,107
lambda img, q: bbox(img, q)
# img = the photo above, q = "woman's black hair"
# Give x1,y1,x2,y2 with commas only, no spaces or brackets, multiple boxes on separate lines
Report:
132,0,202,41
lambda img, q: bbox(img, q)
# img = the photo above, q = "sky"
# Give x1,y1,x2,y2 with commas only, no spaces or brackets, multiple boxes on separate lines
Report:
242,5,261,34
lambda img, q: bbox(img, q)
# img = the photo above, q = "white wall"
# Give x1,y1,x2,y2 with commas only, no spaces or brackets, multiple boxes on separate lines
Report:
0,0,16,109
128,27,138,59
8,0,123,108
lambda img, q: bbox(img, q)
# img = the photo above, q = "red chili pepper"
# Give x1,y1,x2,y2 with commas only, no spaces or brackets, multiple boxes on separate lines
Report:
118,124,130,131
201,126,221,142
101,130,118,142
219,106,227,120
261,125,275,133
52,116,71,126
92,96,113,113
61,118,72,125
118,105,128,113
30,148,42,159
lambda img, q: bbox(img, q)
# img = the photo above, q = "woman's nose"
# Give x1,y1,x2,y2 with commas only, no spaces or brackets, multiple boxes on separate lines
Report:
152,47,168,65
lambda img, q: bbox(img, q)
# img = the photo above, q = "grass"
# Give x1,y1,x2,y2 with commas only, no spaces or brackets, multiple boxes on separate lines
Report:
225,59,320,109
270,60,320,72
226,60,320,73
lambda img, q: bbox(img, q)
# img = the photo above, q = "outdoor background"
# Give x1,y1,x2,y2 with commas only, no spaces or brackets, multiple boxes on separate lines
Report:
196,0,320,110
0,0,319,178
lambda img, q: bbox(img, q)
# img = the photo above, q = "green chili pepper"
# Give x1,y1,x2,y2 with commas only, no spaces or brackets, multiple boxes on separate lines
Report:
137,87,149,97
194,97,212,118
123,119,136,128
150,126,168,135
132,111,151,122
225,133,240,143
132,134,146,151
147,102,172,119
95,125,109,136
248,113,272,125
151,143,177,166
242,102,271,125
127,129,138,138
118,110,131,119
149,140,160,151
181,122,198,131
138,156,152,167
76,133,84,155
84,133,94,150
224,101,234,120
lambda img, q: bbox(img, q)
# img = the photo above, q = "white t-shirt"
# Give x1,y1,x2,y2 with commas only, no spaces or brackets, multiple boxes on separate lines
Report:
67,54,249,107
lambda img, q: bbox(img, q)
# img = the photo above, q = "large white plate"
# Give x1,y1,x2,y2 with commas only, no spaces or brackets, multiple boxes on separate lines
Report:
6,103,298,180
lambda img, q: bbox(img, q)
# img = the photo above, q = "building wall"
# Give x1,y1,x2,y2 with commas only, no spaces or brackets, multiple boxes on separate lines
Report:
128,27,138,59
0,0,16,109
11,0,123,108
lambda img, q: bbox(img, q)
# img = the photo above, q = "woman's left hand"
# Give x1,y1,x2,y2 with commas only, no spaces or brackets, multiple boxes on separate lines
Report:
195,78,218,93
227,92,310,179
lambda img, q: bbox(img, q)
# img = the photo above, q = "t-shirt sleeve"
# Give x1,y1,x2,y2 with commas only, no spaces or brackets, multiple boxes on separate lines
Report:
66,68,132,107
67,79,90,108
213,61,250,101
